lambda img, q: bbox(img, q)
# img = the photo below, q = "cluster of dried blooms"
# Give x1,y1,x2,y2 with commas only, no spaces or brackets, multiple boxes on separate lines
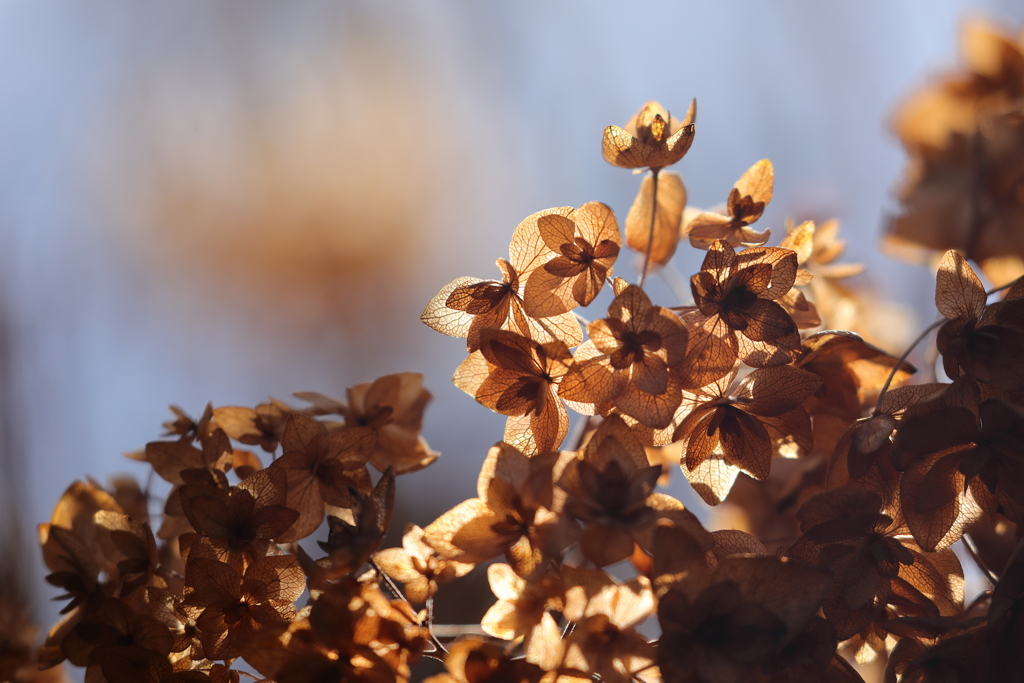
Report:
10,19,1024,683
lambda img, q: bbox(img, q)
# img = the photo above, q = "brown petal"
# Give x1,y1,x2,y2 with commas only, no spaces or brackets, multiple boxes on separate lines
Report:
510,206,576,280
935,250,987,320
684,452,742,506
677,313,739,390
719,410,773,480
735,365,823,417
730,159,774,221
614,377,683,430
900,450,979,551
421,276,483,338
580,525,637,568
424,498,505,562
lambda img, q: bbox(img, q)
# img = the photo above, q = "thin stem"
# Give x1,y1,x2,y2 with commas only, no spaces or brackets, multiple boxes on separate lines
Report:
371,558,448,654
988,280,1015,297
872,279,1014,415
962,534,999,586
561,619,576,639
426,596,448,653
568,415,598,452
966,589,993,614
638,169,661,288
658,260,692,305
872,317,945,415
157,565,184,582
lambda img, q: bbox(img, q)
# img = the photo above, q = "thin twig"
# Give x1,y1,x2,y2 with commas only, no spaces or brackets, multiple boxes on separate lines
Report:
962,534,999,586
873,276,1016,414
426,596,448,653
638,169,661,288
658,261,692,305
966,589,993,614
156,565,184,582
561,619,576,639
873,317,945,415
371,558,448,654
987,281,1015,297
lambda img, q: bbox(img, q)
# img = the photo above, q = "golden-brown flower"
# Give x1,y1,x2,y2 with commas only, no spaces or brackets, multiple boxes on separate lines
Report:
685,159,773,249
789,487,963,640
558,416,708,566
560,570,656,683
423,443,578,576
673,365,822,505
422,230,583,351
454,330,574,455
374,524,473,604
656,557,830,683
891,392,1024,551
602,101,696,171
178,466,298,572
480,564,564,670
268,413,376,542
297,373,440,475
686,241,801,372
559,279,688,429
182,556,304,661
515,202,621,318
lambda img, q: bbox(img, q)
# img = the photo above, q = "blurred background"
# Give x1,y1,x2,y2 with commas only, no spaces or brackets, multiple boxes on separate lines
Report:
1,0,1023,661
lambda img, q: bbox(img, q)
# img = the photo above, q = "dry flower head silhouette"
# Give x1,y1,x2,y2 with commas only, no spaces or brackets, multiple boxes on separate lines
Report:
18,18,1024,683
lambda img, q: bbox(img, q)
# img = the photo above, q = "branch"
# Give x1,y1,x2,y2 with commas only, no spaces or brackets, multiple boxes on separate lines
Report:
638,169,661,288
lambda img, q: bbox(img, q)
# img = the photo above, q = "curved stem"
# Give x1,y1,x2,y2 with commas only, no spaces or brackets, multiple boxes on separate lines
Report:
963,533,999,586
872,280,1015,415
372,558,448,653
638,169,661,288
872,318,944,415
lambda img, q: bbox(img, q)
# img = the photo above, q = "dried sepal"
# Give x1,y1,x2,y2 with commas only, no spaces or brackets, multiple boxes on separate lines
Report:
422,257,583,352
602,100,696,171
686,159,773,249
675,365,821,505
268,413,376,542
457,329,574,455
936,250,987,321
559,280,688,429
423,443,578,574
517,202,621,317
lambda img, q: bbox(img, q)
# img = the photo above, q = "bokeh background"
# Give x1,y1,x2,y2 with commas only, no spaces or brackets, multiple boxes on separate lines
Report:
2,0,1023,662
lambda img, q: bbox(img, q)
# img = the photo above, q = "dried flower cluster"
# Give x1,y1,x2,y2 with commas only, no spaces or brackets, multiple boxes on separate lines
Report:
10,18,1024,683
